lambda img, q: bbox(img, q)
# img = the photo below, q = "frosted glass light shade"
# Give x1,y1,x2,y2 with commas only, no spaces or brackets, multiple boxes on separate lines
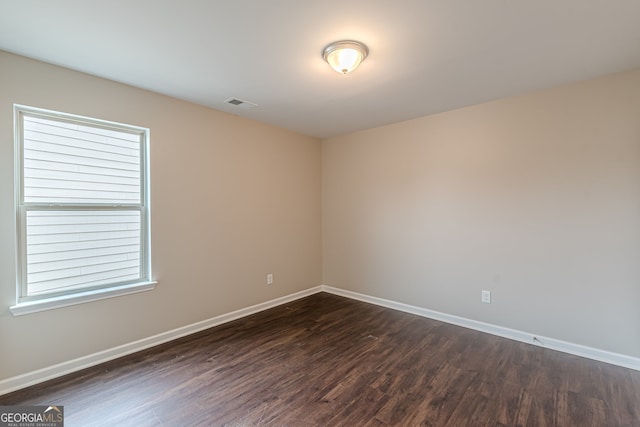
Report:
323,40,369,74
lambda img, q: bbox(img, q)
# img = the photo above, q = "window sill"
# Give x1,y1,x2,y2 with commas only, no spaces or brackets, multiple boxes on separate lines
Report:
9,281,157,316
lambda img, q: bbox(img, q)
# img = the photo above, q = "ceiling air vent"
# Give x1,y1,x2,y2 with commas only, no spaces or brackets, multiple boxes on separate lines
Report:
224,97,258,109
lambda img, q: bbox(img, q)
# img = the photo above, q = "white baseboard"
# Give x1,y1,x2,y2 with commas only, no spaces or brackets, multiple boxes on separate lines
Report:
3,283,638,396
321,285,640,371
0,286,323,396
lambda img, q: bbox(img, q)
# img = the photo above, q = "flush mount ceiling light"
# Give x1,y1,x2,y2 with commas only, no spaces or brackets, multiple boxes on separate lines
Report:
323,40,369,74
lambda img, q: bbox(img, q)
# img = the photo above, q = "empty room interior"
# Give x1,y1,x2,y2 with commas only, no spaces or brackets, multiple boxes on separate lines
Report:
1,1,640,425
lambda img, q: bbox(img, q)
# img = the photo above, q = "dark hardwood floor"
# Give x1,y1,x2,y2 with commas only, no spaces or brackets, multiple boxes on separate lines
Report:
2,292,639,426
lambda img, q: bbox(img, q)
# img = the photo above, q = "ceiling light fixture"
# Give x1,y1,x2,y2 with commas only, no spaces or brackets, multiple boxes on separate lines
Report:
323,40,369,74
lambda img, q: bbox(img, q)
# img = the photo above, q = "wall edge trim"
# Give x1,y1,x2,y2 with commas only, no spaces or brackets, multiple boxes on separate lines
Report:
0,286,323,396
320,285,640,371
3,283,638,396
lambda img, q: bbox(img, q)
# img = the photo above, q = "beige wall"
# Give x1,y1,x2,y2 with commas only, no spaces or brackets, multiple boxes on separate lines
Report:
0,51,322,379
323,69,640,357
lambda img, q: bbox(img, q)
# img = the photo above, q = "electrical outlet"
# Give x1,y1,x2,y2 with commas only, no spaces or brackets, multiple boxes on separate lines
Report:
481,290,491,304
266,273,273,285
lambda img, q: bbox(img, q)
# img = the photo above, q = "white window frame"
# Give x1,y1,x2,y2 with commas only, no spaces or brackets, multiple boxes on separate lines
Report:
11,105,155,316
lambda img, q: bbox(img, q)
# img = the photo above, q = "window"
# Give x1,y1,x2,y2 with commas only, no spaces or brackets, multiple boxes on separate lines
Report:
12,105,154,315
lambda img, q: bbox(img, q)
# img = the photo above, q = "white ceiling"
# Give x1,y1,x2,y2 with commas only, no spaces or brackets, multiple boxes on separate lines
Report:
2,1,640,139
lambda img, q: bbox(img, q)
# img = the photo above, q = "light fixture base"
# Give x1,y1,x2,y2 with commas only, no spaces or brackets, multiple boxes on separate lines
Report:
322,40,369,74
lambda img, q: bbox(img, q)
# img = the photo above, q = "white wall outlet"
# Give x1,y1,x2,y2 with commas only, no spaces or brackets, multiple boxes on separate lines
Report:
266,273,273,285
481,290,491,304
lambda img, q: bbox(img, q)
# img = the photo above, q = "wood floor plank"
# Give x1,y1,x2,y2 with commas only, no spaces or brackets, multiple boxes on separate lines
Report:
1,292,639,426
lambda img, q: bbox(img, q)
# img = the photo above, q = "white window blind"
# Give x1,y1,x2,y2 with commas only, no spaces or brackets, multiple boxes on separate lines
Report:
16,106,151,303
